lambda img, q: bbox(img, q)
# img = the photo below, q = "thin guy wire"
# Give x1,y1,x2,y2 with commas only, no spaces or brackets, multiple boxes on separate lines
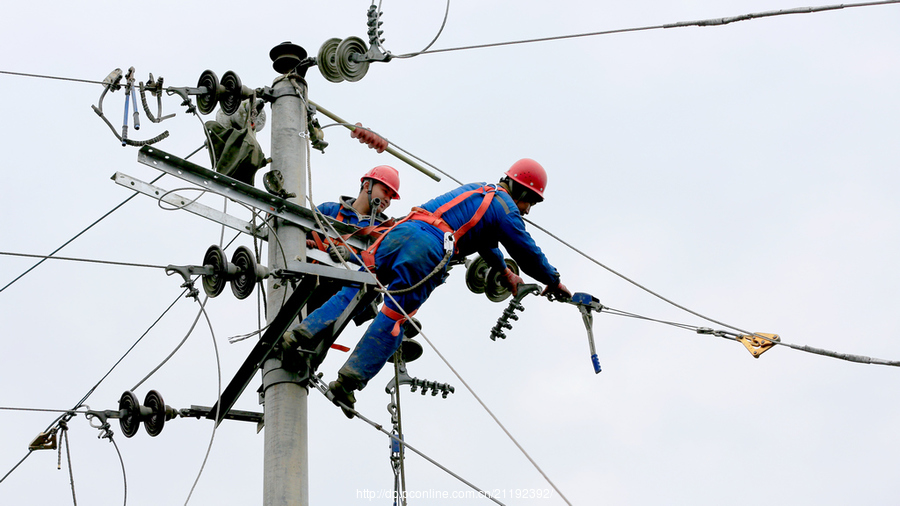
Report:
416,0,900,56
131,295,208,392
184,298,222,506
109,438,127,506
309,376,506,506
392,0,451,58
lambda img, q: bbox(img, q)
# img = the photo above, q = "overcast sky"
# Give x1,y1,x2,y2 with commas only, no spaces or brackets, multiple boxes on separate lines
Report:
2,1,899,505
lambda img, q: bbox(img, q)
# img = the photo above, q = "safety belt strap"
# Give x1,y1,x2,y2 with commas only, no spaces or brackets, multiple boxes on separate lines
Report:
360,185,501,269
381,305,417,336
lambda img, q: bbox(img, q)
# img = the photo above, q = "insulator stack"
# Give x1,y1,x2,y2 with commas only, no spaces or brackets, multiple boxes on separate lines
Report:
350,122,388,152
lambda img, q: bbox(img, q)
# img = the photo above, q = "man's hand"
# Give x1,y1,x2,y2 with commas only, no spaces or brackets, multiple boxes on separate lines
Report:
542,281,572,301
500,267,524,297
328,245,351,262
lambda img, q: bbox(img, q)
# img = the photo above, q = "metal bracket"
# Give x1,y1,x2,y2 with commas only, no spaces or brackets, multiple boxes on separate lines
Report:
737,333,780,358
385,361,454,398
112,172,268,240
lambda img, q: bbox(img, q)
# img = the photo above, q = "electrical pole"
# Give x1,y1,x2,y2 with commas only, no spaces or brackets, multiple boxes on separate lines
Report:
263,45,309,506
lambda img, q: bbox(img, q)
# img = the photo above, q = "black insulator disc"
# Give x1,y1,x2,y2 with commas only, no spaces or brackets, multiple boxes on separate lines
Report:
202,245,227,298
118,391,141,438
197,70,219,115
143,390,166,437
230,246,257,300
484,259,519,303
336,36,369,82
387,337,424,364
317,38,344,83
220,71,243,116
465,256,490,294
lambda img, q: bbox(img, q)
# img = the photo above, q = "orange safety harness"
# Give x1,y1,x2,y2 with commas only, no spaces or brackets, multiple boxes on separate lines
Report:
360,185,503,270
309,211,396,259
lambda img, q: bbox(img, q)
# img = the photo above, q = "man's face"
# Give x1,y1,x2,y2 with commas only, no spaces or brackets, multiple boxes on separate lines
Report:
515,199,532,216
369,181,397,212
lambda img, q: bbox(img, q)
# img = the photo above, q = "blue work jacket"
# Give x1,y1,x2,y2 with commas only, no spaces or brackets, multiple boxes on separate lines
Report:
317,196,388,227
419,183,561,286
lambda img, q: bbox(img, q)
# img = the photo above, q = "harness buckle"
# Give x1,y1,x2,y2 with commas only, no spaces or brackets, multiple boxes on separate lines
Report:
443,232,455,254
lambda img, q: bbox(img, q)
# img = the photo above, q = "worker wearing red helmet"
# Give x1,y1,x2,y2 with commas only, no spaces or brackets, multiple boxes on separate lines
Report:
315,165,400,227
286,158,570,417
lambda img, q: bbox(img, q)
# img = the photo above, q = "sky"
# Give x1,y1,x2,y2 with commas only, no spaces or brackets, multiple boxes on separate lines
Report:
1,1,899,505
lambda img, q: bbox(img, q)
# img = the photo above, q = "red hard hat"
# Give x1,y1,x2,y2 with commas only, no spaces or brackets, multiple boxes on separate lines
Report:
505,158,547,201
361,165,400,199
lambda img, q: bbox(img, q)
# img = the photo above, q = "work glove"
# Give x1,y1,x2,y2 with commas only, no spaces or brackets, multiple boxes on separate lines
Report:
500,267,524,297
328,244,351,262
541,281,572,301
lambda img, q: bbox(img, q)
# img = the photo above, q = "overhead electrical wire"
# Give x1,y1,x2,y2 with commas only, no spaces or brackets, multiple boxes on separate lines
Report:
183,297,223,506
0,144,203,295
2,2,898,500
414,0,900,56
387,0,452,58
0,251,169,271
308,376,507,506
0,287,189,485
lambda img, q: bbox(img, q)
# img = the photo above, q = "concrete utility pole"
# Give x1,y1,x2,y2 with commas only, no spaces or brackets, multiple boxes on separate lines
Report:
263,46,309,506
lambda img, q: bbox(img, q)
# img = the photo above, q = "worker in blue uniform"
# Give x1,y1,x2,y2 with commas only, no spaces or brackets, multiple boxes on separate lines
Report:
308,165,400,261
305,165,401,317
285,158,571,417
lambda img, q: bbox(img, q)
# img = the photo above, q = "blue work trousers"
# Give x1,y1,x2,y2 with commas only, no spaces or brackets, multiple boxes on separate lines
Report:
298,222,447,387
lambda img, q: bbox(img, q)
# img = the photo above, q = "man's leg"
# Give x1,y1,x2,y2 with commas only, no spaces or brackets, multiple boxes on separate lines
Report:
282,285,360,349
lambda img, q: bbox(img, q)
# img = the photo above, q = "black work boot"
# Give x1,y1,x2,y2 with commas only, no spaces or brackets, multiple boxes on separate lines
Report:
327,376,359,419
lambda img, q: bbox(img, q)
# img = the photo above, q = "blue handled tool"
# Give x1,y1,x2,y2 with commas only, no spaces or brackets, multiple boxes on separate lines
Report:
568,292,604,374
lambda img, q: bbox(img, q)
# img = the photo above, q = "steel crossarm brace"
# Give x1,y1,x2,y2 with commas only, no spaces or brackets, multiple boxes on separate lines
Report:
136,146,368,251
183,405,264,431
281,257,376,285
208,272,379,425
208,275,318,426
112,172,269,240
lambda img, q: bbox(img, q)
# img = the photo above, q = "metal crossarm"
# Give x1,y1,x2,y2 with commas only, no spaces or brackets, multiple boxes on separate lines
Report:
135,146,367,251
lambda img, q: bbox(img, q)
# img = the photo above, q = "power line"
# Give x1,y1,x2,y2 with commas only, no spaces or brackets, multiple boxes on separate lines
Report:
0,70,104,85
309,376,508,506
0,251,168,271
0,174,164,294
417,0,900,55
0,287,189,485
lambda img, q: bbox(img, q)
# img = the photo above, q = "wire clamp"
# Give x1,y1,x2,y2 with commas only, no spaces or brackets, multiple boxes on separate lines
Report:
737,332,780,358
28,430,58,451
